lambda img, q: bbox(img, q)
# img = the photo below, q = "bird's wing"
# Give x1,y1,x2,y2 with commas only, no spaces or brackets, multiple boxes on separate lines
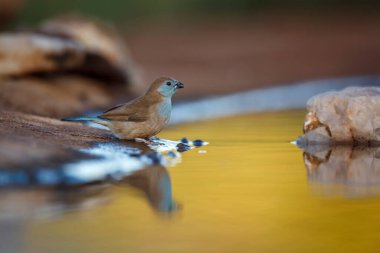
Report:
99,97,150,122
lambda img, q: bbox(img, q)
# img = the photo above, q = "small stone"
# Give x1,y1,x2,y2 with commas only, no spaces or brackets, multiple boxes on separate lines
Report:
193,139,204,147
180,137,189,144
176,143,191,152
167,151,177,158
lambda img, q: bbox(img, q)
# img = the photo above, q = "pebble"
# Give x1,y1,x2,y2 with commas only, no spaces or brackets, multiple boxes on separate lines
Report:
180,137,189,144
176,143,191,152
167,151,177,158
193,139,204,147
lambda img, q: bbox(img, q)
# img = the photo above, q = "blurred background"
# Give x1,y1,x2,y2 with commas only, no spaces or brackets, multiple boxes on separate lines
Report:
2,3,380,253
3,0,380,100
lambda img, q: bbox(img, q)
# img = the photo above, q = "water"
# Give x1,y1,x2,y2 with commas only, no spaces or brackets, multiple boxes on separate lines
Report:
3,110,380,253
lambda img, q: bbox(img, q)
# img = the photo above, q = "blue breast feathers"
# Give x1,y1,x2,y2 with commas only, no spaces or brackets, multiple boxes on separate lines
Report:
158,99,172,118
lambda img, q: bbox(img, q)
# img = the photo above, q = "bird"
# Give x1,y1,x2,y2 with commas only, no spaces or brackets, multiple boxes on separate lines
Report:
63,77,184,141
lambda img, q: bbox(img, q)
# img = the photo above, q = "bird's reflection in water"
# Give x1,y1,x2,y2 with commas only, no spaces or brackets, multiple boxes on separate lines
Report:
302,145,380,197
0,163,177,252
0,164,177,222
120,164,178,213
0,136,209,222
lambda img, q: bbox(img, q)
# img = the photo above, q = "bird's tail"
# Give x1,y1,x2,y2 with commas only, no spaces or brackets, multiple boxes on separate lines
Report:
62,116,99,122
62,116,111,129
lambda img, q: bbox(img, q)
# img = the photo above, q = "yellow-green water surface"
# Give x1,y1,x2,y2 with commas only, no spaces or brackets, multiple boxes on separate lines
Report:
25,110,380,253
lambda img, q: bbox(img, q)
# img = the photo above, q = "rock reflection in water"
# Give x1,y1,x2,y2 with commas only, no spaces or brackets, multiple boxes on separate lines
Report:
302,145,380,197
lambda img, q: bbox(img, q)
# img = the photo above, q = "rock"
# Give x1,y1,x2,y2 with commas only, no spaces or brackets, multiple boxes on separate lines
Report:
0,15,140,85
0,15,142,118
0,33,84,76
296,126,331,147
36,15,141,86
299,87,380,145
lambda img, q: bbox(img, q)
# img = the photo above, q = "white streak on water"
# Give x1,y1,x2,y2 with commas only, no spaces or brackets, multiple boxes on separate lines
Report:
63,143,146,184
148,138,180,152
170,76,380,124
61,138,209,184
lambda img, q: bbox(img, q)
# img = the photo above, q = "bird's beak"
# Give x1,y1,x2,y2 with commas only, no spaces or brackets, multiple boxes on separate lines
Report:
175,81,184,89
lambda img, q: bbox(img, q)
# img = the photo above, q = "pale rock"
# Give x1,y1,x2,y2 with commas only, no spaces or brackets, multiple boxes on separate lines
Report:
301,87,380,144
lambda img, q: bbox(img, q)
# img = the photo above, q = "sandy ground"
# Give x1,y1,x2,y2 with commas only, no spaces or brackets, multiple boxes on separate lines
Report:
126,11,380,100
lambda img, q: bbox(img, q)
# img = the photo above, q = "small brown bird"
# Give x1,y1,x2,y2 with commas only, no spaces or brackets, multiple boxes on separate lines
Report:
64,77,184,140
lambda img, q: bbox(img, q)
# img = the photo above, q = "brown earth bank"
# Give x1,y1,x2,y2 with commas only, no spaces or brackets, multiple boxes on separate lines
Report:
0,110,153,170
0,109,109,169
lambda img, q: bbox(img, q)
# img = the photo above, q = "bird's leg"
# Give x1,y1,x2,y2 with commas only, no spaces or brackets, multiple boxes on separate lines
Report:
134,138,151,145
149,136,165,146
134,137,165,146
149,136,160,141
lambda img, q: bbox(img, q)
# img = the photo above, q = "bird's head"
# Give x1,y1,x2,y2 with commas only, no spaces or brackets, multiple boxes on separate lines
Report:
147,77,184,98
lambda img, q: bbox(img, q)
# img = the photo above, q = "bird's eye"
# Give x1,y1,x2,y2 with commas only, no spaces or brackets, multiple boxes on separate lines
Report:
166,81,172,86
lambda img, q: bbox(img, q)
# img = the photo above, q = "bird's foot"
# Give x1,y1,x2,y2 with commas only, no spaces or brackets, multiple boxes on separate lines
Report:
134,138,164,146
134,138,151,145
